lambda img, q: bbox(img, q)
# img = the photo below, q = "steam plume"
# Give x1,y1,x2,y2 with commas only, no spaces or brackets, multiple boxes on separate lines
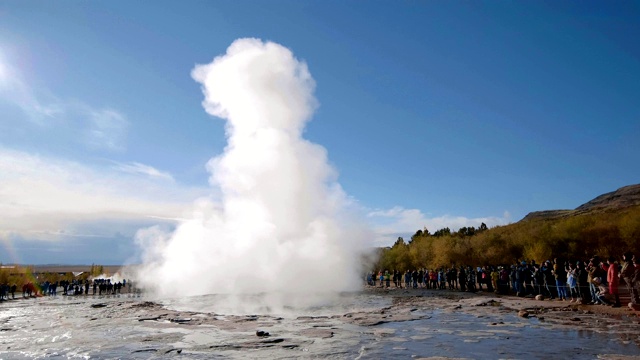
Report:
136,39,368,304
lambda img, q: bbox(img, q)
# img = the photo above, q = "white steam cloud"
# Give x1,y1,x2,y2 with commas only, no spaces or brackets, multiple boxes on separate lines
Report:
136,39,369,307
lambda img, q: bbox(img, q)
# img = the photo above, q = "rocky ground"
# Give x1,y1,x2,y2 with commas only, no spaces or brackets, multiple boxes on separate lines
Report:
368,285,640,349
376,285,639,317
1,287,639,359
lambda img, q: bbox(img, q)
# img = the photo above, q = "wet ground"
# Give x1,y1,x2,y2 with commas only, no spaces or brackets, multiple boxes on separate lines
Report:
1,288,639,359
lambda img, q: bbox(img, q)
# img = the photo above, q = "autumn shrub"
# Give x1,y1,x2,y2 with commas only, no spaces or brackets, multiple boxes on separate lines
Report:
374,207,640,270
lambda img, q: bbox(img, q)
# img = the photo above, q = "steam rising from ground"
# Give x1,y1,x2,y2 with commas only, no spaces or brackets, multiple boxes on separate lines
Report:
135,39,369,310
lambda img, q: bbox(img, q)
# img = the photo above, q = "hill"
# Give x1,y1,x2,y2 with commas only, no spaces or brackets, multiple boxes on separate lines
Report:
521,184,640,221
374,183,640,271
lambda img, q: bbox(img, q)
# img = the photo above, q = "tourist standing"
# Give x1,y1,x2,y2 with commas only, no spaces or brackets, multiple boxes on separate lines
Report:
542,261,555,299
567,263,579,302
553,258,568,301
620,252,638,307
607,256,621,307
577,260,590,304
458,267,466,292
633,256,640,309
404,270,411,289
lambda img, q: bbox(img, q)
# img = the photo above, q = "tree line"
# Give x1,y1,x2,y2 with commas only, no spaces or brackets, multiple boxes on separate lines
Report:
374,206,640,271
0,263,109,286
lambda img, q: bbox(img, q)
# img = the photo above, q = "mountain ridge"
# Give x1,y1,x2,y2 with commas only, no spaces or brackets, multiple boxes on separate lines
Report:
521,184,640,221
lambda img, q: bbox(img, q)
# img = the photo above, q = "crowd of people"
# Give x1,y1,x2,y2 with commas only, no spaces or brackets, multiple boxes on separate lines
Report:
368,251,640,309
0,278,130,300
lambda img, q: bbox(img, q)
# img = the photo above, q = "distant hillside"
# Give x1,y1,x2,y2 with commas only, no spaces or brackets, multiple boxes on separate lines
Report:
522,184,640,221
375,183,640,270
31,265,125,274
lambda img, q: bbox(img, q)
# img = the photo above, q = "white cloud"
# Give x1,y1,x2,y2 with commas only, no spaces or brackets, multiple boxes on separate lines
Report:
367,206,511,246
0,58,128,151
84,108,129,152
0,148,209,241
112,161,175,182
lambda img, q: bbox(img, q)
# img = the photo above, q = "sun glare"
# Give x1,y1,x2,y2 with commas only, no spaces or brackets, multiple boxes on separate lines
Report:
0,48,12,84
0,57,7,82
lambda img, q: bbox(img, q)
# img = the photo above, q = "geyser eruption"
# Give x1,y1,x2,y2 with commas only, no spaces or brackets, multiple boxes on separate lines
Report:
136,39,369,306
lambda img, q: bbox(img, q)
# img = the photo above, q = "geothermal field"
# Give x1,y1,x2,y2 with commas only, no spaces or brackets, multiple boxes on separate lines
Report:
2,36,639,360
1,288,639,359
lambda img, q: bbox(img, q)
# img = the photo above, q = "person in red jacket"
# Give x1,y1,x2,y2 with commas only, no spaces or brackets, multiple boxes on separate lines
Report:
607,256,621,308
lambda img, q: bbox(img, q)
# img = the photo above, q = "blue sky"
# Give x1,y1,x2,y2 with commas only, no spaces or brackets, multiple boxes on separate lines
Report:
1,1,638,264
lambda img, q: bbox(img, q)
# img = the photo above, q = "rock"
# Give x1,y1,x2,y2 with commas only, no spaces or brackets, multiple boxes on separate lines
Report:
360,320,386,326
535,295,544,301
169,318,192,323
138,316,161,322
259,338,284,344
518,310,529,318
472,299,500,307
299,328,334,338
256,330,270,337
131,301,159,308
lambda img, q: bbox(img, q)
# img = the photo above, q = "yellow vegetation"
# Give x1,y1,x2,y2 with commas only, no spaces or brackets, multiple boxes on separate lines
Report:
374,206,640,271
